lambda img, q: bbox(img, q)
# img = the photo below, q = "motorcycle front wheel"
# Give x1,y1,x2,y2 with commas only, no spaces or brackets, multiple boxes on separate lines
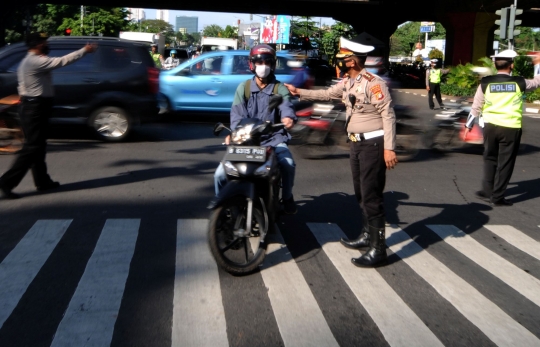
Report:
208,197,267,276
395,133,421,162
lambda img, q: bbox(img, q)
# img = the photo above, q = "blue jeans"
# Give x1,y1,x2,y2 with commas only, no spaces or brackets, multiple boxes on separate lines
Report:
214,143,296,200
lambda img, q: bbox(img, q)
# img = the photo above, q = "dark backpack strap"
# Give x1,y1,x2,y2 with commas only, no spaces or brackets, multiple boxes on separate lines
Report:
244,79,251,102
273,81,281,124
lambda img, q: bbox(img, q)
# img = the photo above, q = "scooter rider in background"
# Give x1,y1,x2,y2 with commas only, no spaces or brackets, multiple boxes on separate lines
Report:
466,50,540,206
163,49,180,69
214,44,298,214
285,37,397,268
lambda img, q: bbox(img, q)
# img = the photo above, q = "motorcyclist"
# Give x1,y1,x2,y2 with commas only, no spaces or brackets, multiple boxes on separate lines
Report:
213,44,298,214
163,49,180,69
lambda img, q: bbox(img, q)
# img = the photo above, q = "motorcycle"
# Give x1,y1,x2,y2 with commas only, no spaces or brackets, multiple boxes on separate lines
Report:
430,104,484,151
290,98,423,162
0,95,23,154
207,95,284,276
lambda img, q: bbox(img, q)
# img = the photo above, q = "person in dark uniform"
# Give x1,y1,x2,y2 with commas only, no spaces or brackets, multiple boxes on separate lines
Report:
466,50,540,206
285,37,397,267
0,33,97,199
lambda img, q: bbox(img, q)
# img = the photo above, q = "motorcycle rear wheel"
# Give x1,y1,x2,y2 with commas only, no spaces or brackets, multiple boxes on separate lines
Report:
395,133,421,162
0,115,23,154
208,197,267,276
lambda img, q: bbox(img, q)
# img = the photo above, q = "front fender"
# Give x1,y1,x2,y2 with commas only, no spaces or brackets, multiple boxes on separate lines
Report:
207,180,255,210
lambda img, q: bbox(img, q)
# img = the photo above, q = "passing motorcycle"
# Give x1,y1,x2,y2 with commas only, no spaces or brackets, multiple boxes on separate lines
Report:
207,95,284,276
290,99,423,161
430,105,484,151
0,95,23,154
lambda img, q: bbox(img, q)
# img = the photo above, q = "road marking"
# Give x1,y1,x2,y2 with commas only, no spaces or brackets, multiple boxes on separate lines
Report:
428,225,540,307
421,94,426,97
172,219,227,347
308,223,443,347
51,219,140,347
525,107,539,113
386,224,539,347
0,220,72,329
260,227,339,347
485,225,540,262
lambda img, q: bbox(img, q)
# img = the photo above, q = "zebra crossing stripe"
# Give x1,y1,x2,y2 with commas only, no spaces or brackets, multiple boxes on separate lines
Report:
0,220,72,330
50,219,140,347
260,227,339,347
428,225,540,307
308,223,444,347
484,225,540,262
172,219,227,347
386,224,540,347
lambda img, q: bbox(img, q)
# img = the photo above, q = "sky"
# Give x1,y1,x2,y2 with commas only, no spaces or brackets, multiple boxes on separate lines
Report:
143,9,336,32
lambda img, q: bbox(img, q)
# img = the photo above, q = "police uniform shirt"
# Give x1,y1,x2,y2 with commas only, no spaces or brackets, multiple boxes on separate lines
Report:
471,72,540,122
298,69,396,150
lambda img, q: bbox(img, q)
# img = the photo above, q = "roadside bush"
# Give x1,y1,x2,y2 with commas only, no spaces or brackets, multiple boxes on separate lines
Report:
440,84,476,97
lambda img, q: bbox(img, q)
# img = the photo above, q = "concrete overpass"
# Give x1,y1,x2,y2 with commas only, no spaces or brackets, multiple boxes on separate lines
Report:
7,0,540,65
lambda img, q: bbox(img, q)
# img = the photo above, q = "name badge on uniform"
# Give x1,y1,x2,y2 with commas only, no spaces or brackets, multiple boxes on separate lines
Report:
489,83,516,93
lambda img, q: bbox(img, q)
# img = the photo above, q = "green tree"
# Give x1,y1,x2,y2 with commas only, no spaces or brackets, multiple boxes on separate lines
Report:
190,32,201,45
428,48,444,60
221,25,238,39
390,22,445,56
291,16,319,38
320,21,356,64
202,24,223,37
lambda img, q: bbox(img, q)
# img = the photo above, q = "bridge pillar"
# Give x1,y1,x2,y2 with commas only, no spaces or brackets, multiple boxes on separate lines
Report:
441,12,496,66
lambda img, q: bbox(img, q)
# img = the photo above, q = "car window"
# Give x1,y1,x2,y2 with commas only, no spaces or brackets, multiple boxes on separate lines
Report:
275,57,291,75
1,50,28,73
100,46,133,70
232,55,251,75
49,49,96,73
186,55,224,75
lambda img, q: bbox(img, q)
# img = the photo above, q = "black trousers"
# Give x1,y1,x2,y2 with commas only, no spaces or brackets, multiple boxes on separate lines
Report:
482,123,521,202
428,82,444,109
0,97,54,190
349,136,386,221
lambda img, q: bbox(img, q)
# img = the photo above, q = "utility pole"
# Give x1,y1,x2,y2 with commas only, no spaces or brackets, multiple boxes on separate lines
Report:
80,5,84,35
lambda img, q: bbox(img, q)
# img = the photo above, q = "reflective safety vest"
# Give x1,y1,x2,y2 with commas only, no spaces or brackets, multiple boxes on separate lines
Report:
481,74,526,128
429,69,441,83
151,53,162,68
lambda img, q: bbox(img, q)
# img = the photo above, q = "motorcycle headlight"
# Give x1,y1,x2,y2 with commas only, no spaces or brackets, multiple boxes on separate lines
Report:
231,124,254,144
223,161,239,177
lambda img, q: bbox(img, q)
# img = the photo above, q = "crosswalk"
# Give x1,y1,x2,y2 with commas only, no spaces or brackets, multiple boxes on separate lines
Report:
1,219,540,346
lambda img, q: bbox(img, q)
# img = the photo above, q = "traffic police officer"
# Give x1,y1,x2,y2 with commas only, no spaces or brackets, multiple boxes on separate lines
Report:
467,50,540,206
426,58,448,110
285,37,397,267
150,44,163,69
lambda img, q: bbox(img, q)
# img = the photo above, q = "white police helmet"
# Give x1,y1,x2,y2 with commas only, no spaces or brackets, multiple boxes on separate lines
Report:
491,50,518,60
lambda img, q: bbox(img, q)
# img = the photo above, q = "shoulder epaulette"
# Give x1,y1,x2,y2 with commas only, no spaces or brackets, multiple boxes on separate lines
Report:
362,72,376,82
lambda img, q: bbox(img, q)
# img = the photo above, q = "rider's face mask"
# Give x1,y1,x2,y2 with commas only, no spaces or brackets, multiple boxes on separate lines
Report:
255,64,271,78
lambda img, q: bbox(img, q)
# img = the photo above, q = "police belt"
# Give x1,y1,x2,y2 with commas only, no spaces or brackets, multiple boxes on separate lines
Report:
348,129,384,142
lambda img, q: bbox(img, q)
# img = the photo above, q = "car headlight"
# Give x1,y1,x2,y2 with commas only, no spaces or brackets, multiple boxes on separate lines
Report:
223,161,239,177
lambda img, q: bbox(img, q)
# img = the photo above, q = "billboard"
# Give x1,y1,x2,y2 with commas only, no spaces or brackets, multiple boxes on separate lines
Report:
260,15,290,44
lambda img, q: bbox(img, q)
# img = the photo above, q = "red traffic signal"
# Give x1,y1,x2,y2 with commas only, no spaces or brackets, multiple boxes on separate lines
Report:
64,28,72,36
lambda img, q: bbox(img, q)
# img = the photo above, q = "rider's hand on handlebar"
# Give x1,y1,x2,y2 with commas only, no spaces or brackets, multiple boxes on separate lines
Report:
224,135,231,145
283,83,299,96
282,117,294,129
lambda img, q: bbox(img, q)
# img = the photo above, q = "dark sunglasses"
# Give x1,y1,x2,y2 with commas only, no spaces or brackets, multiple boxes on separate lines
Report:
253,57,274,65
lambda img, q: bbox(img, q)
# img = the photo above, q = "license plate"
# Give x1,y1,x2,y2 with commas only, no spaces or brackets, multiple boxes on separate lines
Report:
223,146,266,162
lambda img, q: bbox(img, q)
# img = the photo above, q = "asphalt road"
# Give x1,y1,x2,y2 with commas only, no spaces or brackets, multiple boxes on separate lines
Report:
1,90,540,347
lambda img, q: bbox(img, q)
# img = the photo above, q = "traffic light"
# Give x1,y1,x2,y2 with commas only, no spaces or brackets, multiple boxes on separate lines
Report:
507,6,523,40
64,28,72,36
495,7,509,40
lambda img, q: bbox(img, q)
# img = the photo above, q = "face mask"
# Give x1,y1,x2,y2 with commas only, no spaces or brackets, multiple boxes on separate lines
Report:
42,45,50,55
255,64,271,78
337,59,350,73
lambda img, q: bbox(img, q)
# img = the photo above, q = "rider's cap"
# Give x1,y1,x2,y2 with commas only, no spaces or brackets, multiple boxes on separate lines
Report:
336,37,374,58
491,49,518,60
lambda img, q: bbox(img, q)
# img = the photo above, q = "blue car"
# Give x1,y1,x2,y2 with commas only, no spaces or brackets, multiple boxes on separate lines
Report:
159,50,309,113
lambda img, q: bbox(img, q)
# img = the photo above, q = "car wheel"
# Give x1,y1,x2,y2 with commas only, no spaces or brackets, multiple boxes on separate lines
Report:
90,106,130,142
158,93,171,114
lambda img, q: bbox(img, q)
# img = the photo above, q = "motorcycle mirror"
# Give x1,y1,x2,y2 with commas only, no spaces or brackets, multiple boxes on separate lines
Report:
213,123,227,136
268,94,283,112
348,94,357,108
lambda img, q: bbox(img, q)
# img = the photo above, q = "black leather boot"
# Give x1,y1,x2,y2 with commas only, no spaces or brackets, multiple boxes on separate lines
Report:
340,214,370,249
352,217,387,268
